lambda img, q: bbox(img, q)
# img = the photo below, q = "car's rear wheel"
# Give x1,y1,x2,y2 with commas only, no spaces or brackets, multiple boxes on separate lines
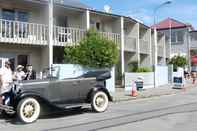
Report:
91,91,109,112
17,97,40,124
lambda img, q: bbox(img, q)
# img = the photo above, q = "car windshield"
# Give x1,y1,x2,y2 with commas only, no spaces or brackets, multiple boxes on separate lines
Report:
42,66,60,79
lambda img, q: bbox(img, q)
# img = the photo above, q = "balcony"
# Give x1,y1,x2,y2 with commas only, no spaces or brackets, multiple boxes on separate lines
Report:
124,36,137,52
139,39,149,54
0,19,48,45
0,19,120,47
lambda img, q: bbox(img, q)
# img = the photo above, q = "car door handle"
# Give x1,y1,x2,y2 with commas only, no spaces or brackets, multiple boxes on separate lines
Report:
90,81,96,84
73,81,79,86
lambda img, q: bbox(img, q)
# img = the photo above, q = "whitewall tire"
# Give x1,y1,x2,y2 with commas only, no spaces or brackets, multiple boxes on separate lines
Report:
91,91,109,113
17,97,40,124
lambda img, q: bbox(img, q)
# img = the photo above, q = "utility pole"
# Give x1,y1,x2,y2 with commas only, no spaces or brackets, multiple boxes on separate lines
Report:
153,1,172,88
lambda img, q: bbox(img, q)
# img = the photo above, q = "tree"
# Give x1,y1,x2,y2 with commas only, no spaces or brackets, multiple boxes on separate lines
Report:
64,29,119,68
169,55,187,71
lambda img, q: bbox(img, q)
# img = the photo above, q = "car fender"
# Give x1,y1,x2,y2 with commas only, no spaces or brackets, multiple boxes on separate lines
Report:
14,91,49,108
87,85,113,102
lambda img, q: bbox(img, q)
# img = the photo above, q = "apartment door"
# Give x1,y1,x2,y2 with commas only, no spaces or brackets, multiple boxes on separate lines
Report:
17,55,29,71
56,16,68,42
57,16,68,27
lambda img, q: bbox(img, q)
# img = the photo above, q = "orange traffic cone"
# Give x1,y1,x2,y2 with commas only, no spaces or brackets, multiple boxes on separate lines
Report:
131,81,138,97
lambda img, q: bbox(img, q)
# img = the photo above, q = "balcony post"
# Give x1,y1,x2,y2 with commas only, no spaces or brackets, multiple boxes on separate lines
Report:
163,34,166,65
86,10,90,30
48,0,53,74
154,28,158,87
120,17,125,80
149,28,152,65
136,23,140,66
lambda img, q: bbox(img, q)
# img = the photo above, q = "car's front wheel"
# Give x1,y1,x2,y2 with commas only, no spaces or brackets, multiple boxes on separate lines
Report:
91,91,109,112
17,97,40,124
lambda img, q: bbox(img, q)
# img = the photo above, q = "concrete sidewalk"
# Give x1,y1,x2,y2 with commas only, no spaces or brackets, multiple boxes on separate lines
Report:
112,81,197,102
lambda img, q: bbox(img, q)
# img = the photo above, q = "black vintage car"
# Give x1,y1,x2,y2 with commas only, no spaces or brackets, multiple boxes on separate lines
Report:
0,67,112,123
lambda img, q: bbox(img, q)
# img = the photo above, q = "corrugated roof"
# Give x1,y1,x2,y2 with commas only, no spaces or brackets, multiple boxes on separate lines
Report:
25,0,91,9
151,18,190,30
62,0,91,9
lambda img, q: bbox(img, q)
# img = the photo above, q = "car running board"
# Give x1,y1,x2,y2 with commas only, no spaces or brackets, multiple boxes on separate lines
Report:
0,104,15,114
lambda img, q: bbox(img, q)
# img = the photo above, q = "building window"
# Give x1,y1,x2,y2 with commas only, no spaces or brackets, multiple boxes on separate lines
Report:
171,32,176,42
171,31,184,43
2,9,15,20
2,9,29,22
90,20,101,31
96,22,100,30
17,11,29,22
191,32,197,41
177,31,184,42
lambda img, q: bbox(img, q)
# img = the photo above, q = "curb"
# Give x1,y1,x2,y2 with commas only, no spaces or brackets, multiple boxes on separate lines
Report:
112,84,197,103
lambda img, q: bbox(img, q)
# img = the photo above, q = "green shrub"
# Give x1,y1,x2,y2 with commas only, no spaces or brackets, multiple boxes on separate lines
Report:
64,29,119,68
127,61,139,72
136,67,152,72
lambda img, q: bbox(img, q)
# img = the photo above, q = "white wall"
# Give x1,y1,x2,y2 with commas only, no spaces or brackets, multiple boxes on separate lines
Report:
125,65,169,91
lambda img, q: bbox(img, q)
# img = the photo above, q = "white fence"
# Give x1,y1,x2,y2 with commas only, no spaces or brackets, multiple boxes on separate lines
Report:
125,65,169,91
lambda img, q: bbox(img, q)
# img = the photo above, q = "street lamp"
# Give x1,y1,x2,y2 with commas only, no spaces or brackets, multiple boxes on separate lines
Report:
153,1,172,88
153,1,172,25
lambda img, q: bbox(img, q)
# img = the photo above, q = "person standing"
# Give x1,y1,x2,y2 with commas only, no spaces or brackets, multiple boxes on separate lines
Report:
25,64,36,80
14,65,26,81
0,61,13,104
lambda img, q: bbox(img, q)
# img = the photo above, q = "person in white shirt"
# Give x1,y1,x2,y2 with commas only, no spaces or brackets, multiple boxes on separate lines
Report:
15,65,26,81
0,61,13,104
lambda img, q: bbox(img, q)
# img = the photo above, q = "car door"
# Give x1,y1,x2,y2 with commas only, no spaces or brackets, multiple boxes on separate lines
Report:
77,77,97,101
48,78,81,105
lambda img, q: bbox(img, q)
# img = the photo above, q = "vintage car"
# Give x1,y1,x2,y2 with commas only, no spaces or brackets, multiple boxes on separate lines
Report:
0,67,112,123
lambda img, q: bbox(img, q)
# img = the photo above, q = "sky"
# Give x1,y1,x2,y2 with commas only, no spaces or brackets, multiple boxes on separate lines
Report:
81,0,197,29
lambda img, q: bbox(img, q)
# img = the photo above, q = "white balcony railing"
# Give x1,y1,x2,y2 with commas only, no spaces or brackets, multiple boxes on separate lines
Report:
0,19,48,45
0,19,121,47
53,26,86,46
99,32,121,47
140,39,149,54
124,36,137,52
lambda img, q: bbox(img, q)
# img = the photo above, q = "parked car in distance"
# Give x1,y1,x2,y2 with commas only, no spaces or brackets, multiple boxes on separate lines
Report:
0,67,112,124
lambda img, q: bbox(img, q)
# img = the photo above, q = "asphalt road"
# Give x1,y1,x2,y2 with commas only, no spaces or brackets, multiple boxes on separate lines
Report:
1,88,197,131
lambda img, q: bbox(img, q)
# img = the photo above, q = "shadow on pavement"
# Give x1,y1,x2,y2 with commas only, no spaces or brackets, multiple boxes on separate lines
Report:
0,107,93,125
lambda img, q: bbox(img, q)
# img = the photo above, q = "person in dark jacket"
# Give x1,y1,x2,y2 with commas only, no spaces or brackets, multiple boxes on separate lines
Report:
25,64,36,80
